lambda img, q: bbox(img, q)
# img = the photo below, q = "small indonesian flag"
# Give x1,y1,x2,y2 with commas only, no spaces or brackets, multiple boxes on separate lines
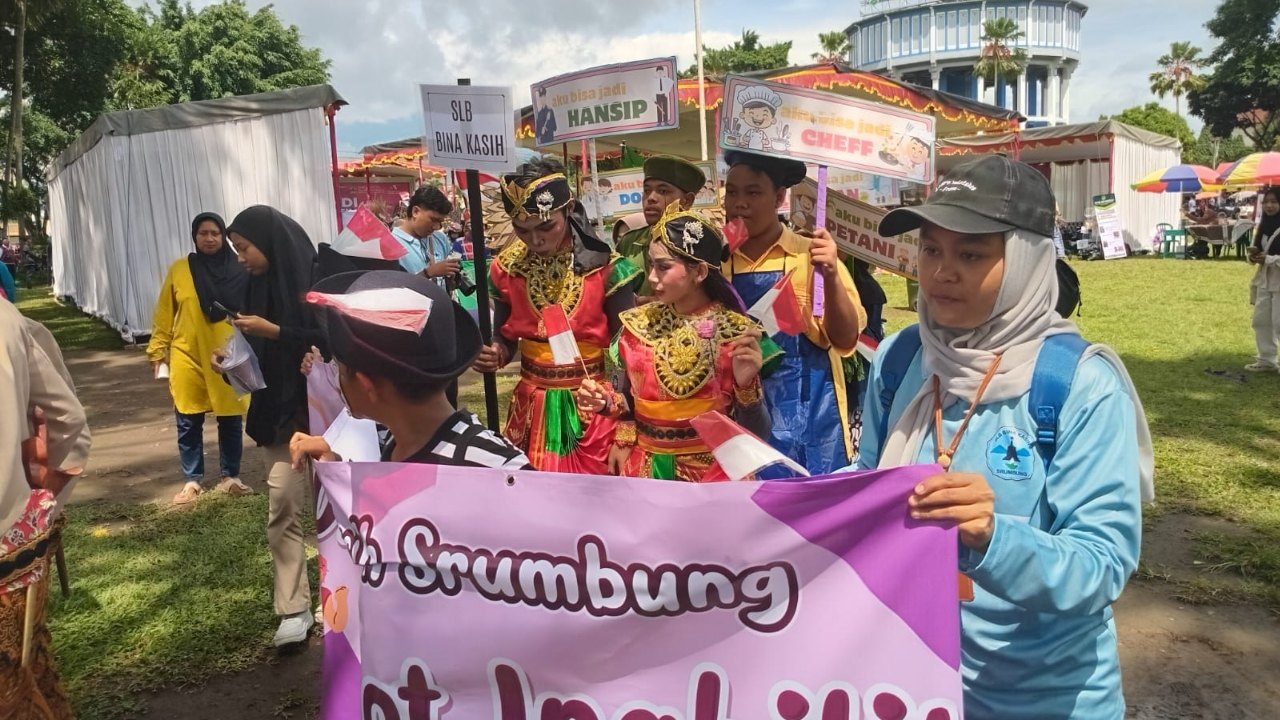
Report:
690,411,809,481
723,217,749,252
541,304,581,366
333,206,406,261
305,287,433,334
747,271,806,337
856,333,879,362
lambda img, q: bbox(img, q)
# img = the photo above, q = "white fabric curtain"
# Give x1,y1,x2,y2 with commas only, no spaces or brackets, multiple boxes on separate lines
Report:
1111,134,1181,252
48,107,337,338
1048,160,1109,223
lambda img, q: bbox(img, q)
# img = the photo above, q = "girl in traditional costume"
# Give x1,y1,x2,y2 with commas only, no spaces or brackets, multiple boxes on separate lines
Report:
473,158,639,473
577,205,777,481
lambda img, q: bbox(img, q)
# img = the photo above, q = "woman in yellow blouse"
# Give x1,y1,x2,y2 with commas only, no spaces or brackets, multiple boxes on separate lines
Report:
147,213,251,504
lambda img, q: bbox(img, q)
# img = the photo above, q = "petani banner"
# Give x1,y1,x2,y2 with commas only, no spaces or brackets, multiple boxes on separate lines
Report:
792,177,921,280
314,462,962,720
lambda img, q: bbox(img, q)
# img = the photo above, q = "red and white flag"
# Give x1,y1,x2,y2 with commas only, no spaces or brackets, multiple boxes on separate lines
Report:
690,411,809,481
723,217,749,252
305,287,433,334
541,304,581,366
747,271,806,337
333,206,406,260
856,332,879,362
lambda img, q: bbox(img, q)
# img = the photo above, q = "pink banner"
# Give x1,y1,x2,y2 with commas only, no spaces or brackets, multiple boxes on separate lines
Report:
315,464,962,720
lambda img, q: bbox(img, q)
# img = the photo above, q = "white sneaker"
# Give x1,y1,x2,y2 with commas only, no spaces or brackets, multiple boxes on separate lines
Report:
1244,361,1278,372
273,611,314,647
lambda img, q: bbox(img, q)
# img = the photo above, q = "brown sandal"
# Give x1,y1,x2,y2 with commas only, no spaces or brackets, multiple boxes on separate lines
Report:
216,477,254,496
173,482,202,505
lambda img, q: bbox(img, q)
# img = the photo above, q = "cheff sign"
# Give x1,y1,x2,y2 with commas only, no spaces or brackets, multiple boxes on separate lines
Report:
718,75,935,185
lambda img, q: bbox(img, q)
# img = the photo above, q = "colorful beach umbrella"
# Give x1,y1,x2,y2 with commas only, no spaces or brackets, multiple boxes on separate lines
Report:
1217,152,1280,188
1132,164,1223,193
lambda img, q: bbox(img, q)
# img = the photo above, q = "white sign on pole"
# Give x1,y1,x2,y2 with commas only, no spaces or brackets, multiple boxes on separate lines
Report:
586,162,719,222
1092,193,1128,260
531,57,680,147
718,75,936,184
419,84,518,174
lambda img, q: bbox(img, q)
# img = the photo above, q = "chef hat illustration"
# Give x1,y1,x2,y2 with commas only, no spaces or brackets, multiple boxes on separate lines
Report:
737,85,783,111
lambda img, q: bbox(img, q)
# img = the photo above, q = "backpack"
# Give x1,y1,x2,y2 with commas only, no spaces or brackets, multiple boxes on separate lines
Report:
877,325,1088,470
1055,258,1081,318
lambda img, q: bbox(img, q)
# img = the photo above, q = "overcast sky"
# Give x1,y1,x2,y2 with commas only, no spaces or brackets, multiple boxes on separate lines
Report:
153,0,1219,154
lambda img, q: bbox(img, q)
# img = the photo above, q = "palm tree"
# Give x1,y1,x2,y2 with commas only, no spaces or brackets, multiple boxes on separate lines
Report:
1149,41,1207,117
973,17,1028,111
812,31,851,64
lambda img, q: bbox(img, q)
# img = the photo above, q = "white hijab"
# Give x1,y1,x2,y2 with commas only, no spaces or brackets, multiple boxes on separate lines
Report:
880,231,1155,503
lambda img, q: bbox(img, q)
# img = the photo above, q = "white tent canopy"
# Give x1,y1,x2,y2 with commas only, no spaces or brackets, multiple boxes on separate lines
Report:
938,121,1182,252
47,84,345,338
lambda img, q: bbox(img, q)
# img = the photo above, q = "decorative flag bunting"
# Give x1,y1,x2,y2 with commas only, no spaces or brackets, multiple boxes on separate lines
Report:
305,288,434,334
746,271,806,337
541,304,581,366
334,206,407,260
690,411,809,480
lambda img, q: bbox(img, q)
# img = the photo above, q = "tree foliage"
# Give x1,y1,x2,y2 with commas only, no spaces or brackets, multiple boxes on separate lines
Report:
681,30,791,78
1183,126,1254,167
812,31,851,64
974,18,1028,88
1111,103,1196,150
0,0,331,237
1148,41,1207,117
1187,0,1280,150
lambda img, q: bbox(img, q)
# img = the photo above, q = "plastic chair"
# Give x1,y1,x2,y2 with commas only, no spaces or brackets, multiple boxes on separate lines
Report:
1161,228,1187,259
1153,223,1174,255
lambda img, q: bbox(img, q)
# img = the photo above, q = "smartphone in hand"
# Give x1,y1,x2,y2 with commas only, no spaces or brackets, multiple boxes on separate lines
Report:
212,301,240,319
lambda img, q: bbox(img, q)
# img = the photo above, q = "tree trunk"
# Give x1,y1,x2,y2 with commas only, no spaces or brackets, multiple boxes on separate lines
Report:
7,0,26,200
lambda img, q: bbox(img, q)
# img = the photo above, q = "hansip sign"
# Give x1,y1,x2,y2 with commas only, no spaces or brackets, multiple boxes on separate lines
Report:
531,57,680,146
419,84,519,175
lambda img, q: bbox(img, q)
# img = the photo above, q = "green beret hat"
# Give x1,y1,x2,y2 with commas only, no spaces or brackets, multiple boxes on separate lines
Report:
642,156,707,194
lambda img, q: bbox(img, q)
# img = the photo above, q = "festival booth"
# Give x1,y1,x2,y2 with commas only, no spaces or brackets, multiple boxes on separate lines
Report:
938,120,1182,252
46,84,346,338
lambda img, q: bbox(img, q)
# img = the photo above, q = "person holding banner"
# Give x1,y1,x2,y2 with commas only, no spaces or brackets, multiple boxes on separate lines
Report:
860,155,1152,719
289,271,530,470
473,158,640,473
223,206,325,648
576,205,777,480
614,156,706,300
721,150,865,475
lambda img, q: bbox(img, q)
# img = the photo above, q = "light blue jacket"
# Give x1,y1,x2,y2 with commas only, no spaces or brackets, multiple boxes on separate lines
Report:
856,331,1142,720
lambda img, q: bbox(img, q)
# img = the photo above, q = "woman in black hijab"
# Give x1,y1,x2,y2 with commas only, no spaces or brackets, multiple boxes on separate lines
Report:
1246,188,1280,371
145,212,252,505
223,205,323,647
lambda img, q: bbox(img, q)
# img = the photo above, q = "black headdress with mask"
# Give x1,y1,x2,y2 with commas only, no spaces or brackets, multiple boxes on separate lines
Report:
500,171,612,272
187,212,248,322
649,203,745,313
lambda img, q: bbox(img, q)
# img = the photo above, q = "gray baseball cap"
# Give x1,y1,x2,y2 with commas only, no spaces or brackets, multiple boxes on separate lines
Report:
879,155,1056,238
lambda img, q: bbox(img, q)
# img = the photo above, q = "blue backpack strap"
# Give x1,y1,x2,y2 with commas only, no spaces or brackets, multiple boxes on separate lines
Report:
877,324,922,443
1029,334,1089,469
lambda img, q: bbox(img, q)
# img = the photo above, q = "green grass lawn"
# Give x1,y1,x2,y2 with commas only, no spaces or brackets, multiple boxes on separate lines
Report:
16,286,123,351
18,258,1280,718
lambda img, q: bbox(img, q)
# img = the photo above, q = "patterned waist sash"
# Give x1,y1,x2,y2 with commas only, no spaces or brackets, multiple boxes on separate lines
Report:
519,340,605,389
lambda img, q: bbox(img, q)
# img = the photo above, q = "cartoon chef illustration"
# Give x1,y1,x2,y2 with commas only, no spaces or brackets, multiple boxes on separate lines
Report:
734,85,790,153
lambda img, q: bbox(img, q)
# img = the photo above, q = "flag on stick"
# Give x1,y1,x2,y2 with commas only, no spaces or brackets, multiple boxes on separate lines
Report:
690,411,809,481
542,304,585,370
746,272,806,337
856,333,879,362
334,206,406,260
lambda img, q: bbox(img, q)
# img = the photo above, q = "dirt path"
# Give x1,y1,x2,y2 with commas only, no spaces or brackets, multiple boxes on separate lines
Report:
61,348,1280,719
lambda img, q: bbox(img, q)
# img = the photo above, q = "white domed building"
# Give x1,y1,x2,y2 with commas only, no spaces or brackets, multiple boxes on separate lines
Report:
845,0,1087,127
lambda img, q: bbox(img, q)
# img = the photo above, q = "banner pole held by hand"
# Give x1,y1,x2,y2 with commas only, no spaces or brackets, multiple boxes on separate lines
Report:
812,165,829,319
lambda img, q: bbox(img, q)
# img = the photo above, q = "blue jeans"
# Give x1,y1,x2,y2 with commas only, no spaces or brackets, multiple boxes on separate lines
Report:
176,411,243,481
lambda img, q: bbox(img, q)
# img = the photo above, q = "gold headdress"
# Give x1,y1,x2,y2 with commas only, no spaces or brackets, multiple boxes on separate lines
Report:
500,172,574,222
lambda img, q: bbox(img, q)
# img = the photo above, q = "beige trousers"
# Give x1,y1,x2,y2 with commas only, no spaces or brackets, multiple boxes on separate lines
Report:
262,443,311,616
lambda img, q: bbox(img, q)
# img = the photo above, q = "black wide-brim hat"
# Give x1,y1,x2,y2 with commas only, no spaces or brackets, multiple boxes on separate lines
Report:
308,270,482,383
